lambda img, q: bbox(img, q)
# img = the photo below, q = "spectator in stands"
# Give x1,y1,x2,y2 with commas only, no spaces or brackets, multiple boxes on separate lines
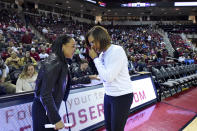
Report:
18,42,23,48
21,31,32,44
152,54,158,62
0,57,16,94
39,48,49,60
38,44,45,53
194,54,197,64
16,63,37,93
30,48,40,61
7,23,16,32
15,23,21,32
71,59,99,85
147,35,151,41
76,59,92,75
79,44,87,59
52,34,57,41
21,26,27,33
7,47,13,55
174,49,180,59
137,57,147,72
178,55,185,63
42,27,48,34
156,50,162,62
17,47,24,58
45,43,52,54
8,41,18,53
0,34,6,49
5,51,20,69
1,48,10,61
130,56,138,69
0,28,3,34
128,56,136,74
20,51,37,66
162,49,168,62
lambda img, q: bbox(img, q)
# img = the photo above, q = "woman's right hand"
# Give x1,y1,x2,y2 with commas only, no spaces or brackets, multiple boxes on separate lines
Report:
54,120,65,130
89,75,100,80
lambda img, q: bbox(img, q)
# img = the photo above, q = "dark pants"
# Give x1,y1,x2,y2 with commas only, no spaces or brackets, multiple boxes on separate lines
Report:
104,93,133,131
32,98,56,131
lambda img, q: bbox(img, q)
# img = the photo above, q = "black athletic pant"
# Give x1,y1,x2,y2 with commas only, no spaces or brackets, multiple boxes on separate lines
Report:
32,98,56,131
104,93,133,131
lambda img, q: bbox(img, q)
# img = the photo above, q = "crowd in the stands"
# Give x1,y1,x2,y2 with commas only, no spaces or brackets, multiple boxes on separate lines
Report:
0,7,196,96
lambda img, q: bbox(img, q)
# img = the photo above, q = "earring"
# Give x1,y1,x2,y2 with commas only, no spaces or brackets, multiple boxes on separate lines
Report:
62,46,64,52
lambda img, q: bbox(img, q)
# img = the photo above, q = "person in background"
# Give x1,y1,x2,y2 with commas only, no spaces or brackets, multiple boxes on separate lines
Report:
0,57,16,94
87,26,133,131
21,31,32,44
30,48,40,61
16,63,37,93
45,43,52,54
128,56,136,75
18,47,25,58
20,51,37,66
1,48,10,61
39,47,49,61
5,51,21,69
8,41,18,53
71,59,99,85
178,55,185,63
173,48,179,62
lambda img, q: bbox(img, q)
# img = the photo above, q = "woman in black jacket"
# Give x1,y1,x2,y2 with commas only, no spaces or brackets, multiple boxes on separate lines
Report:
32,35,76,131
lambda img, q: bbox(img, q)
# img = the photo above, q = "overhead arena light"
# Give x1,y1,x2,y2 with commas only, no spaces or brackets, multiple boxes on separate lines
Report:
174,2,197,6
84,0,97,4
